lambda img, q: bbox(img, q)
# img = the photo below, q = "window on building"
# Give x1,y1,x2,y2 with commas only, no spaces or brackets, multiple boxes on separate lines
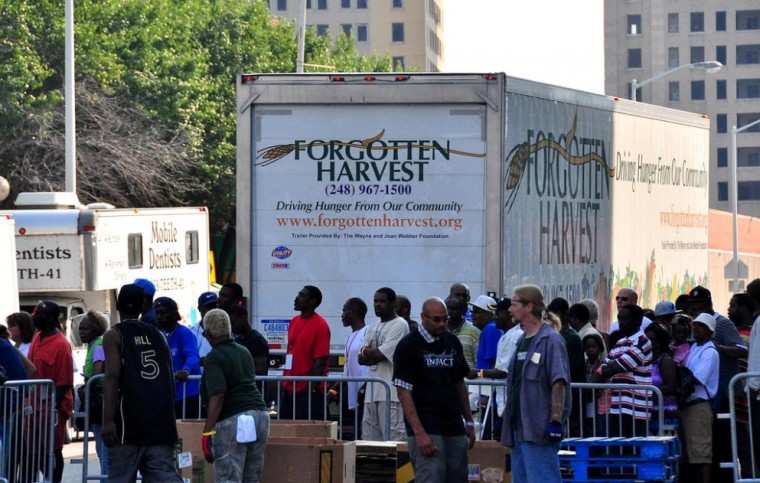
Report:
718,182,728,202
717,80,727,99
737,79,760,98
316,24,329,36
185,231,200,264
737,45,760,65
669,81,680,101
392,23,405,42
668,13,679,33
691,12,705,32
738,181,760,200
691,81,705,100
128,234,143,269
736,10,760,30
277,0,287,10
393,0,403,7
357,24,368,42
716,45,727,65
737,113,760,132
716,11,727,31
668,47,679,68
628,48,642,69
341,24,352,36
392,56,405,71
690,46,705,63
357,0,367,8
628,15,642,35
717,114,727,133
306,0,311,8
738,147,760,167
717,148,728,167
318,0,327,9
341,0,350,7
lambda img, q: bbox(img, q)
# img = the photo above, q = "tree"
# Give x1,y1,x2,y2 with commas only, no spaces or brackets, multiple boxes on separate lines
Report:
0,0,391,232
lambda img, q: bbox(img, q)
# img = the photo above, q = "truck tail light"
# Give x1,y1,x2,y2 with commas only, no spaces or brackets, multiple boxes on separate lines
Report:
240,74,257,85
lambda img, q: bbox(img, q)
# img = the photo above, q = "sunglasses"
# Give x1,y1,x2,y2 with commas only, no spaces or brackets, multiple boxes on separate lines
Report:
615,296,630,302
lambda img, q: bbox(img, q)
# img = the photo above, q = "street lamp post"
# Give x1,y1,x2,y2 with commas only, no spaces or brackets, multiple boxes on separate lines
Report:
730,118,760,291
631,61,723,102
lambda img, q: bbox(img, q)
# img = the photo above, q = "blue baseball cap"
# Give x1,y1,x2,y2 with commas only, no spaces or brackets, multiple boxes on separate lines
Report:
133,278,156,296
198,292,218,308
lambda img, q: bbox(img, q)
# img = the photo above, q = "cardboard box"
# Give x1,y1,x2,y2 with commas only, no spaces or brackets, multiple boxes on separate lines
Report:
397,440,511,482
176,419,215,483
269,419,339,439
261,437,356,483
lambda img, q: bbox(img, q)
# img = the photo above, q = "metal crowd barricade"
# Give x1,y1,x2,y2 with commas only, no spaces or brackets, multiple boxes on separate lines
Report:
257,375,393,441
0,379,56,483
570,383,665,438
724,371,760,482
77,374,393,481
465,379,665,440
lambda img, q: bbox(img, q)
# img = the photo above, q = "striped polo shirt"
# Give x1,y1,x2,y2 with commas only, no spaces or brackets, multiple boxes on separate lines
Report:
606,330,653,419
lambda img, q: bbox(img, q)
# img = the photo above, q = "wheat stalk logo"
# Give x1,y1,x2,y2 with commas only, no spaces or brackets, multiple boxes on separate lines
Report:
504,113,615,212
255,130,486,166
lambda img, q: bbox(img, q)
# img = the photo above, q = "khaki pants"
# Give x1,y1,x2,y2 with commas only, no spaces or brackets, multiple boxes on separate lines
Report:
362,401,405,441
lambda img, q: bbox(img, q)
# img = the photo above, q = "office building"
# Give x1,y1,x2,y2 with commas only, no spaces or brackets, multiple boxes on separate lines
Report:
605,1,760,216
267,0,444,72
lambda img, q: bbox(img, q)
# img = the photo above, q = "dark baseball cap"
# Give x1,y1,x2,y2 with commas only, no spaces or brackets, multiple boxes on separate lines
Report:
687,285,712,303
198,292,218,308
153,297,178,312
489,297,511,311
32,300,61,320
117,284,145,312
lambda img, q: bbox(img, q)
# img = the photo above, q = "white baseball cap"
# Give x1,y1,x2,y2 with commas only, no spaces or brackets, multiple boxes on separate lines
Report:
693,312,716,333
470,295,496,313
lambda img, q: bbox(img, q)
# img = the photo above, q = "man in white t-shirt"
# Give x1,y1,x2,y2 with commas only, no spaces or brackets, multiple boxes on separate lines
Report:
329,297,369,440
359,287,409,441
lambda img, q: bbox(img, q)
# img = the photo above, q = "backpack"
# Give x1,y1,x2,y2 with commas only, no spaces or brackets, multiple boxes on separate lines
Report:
675,345,718,402
675,365,698,401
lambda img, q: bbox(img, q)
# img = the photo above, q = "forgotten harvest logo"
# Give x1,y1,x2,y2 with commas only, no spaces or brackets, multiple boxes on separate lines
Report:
255,129,486,166
504,113,615,212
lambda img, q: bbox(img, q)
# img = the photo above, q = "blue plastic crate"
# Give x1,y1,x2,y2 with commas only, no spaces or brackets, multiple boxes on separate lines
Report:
560,458,678,482
560,436,681,461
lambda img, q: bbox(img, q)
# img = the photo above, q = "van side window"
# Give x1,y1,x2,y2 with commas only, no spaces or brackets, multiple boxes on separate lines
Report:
128,234,143,268
185,231,200,264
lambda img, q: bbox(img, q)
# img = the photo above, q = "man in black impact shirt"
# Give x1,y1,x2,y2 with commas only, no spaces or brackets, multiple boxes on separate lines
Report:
393,297,476,482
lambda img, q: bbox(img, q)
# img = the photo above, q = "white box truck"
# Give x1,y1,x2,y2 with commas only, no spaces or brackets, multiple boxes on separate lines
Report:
2,192,212,335
236,73,710,365
0,214,20,323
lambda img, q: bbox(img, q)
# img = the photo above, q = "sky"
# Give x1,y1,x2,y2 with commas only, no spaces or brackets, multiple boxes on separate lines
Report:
443,0,605,95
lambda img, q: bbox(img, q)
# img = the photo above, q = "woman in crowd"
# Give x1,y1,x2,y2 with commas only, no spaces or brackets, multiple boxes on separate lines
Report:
200,309,270,482
6,312,34,356
645,323,678,434
500,284,570,483
78,310,108,475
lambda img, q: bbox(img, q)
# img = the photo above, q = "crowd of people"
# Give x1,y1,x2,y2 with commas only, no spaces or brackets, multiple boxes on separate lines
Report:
1,276,759,483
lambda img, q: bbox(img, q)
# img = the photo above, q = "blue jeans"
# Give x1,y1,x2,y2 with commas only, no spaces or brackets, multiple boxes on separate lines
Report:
106,444,183,483
408,433,469,483
91,423,108,476
511,431,561,483
212,409,270,483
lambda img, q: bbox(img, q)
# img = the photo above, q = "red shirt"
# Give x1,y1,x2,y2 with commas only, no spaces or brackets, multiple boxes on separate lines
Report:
28,331,74,415
282,312,330,394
